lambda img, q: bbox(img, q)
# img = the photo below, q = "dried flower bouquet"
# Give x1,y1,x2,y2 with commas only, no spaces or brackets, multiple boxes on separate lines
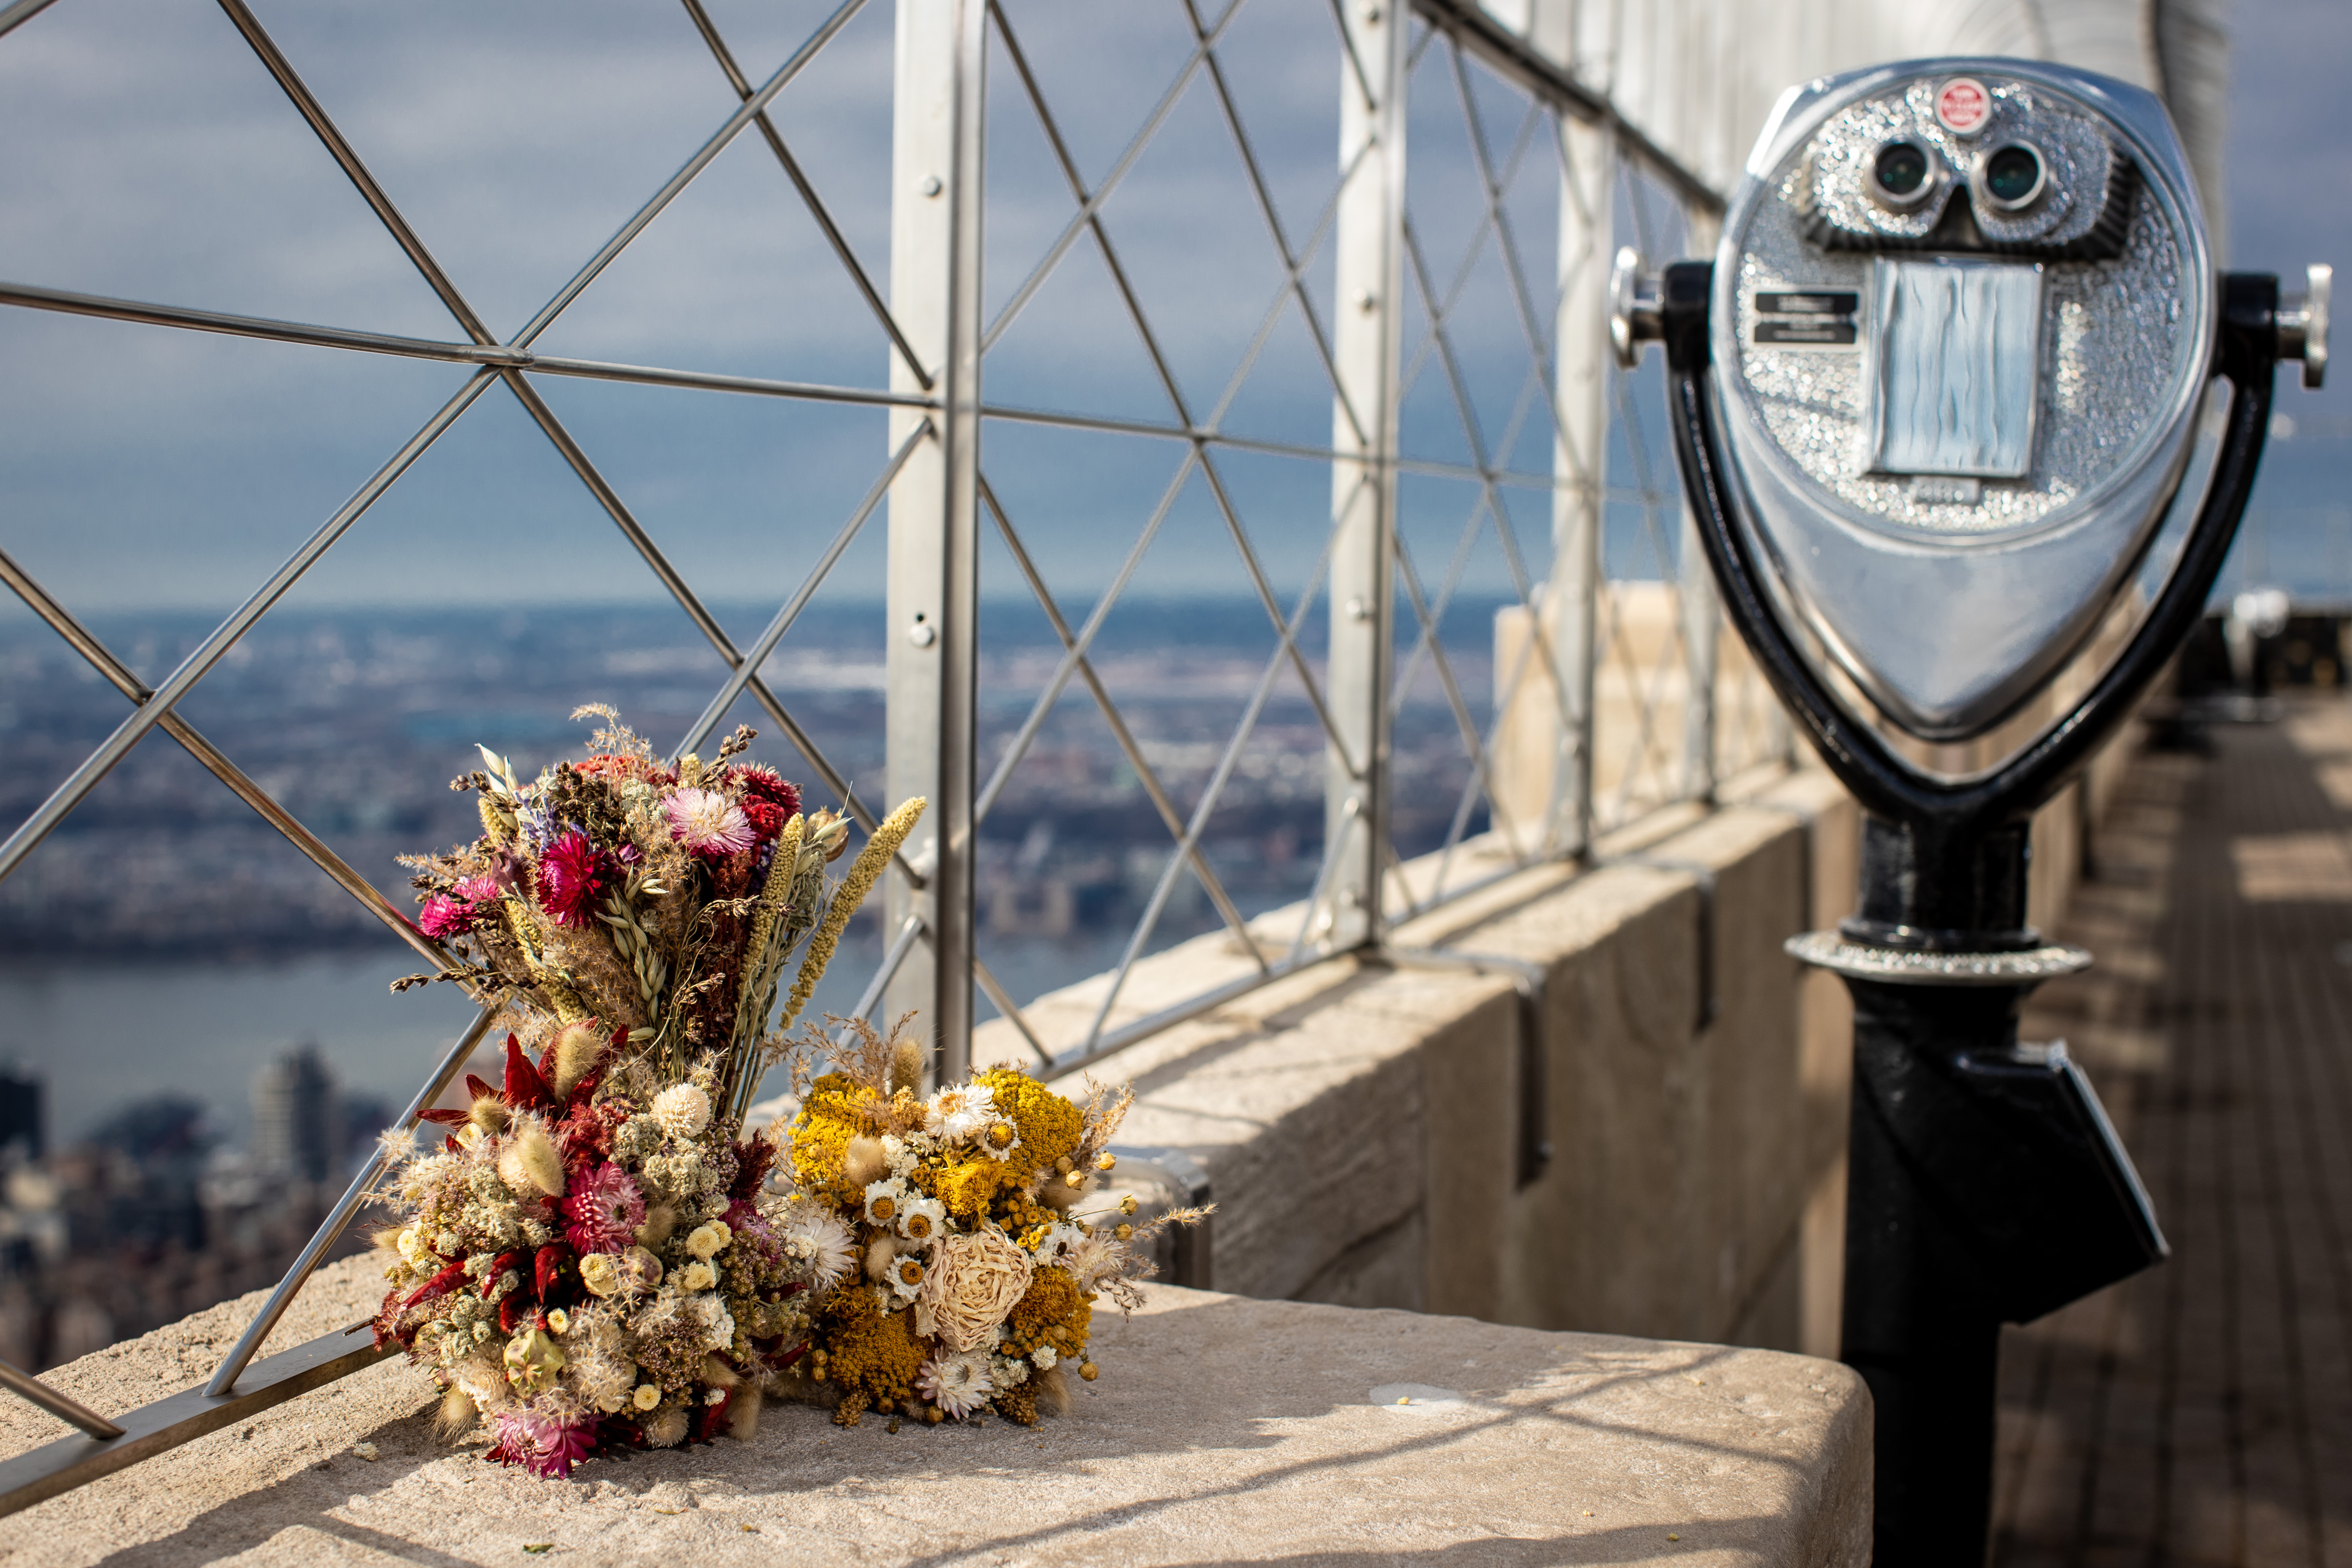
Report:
775,1018,1204,1431
367,710,1199,1480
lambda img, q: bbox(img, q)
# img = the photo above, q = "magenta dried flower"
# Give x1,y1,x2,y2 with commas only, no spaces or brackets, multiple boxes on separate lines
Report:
416,894,475,939
524,1413,600,1479
535,830,612,928
488,1412,600,1479
563,1161,645,1254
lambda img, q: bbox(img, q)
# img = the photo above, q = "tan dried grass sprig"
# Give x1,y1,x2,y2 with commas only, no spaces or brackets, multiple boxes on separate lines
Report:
778,798,925,1032
1069,1077,1135,1172
729,815,804,1047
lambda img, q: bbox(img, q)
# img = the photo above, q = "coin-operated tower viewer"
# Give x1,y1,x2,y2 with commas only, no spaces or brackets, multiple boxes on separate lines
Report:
1614,60,2328,1566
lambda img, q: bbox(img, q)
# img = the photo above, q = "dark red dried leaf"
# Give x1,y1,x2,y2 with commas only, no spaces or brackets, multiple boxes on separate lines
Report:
481,1249,524,1300
503,1033,553,1110
533,1242,574,1302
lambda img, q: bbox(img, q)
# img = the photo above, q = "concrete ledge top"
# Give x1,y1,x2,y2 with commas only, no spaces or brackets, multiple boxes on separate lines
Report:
1,1258,1869,1567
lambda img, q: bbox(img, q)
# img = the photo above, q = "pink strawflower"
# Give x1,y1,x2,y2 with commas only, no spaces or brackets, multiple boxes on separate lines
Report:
534,830,612,928
417,894,475,939
487,1411,600,1479
419,873,505,938
562,1161,644,1254
664,787,756,857
524,1414,600,1478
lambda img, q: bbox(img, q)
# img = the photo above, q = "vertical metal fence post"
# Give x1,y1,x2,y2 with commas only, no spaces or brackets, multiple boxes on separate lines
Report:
885,0,984,1081
1546,109,1613,855
1678,206,1722,803
1322,0,1406,950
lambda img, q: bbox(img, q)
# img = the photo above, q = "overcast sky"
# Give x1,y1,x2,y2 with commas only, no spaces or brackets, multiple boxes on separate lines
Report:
0,0,2343,621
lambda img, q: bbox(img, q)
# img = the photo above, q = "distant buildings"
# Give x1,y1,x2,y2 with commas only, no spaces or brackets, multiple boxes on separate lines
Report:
0,1064,37,1162
0,1046,372,1370
250,1044,337,1184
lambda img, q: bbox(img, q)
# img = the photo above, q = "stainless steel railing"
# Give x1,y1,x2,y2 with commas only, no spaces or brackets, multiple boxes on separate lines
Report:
0,0,1792,1504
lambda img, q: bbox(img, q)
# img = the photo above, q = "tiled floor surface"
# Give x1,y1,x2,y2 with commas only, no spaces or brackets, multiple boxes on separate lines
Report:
1991,699,2352,1566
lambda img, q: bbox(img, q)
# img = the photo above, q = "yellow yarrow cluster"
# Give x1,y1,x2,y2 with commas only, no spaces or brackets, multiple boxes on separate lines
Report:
933,1153,1026,1221
924,1071,1083,1222
789,1074,881,1204
815,1283,926,1403
1004,1265,1091,1362
976,1068,1082,1169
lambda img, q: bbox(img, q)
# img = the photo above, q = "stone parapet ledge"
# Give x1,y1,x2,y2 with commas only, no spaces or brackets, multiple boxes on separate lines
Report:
977,765,1863,1359
0,1256,1870,1565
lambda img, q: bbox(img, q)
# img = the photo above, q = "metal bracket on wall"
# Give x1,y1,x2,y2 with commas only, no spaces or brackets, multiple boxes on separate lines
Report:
1381,946,1552,1186
1599,856,1719,1030
1730,798,1821,938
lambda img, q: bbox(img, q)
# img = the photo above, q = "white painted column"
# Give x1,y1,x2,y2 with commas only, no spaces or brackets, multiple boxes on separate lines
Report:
1320,0,1406,950
885,0,985,1079
1544,55,1614,857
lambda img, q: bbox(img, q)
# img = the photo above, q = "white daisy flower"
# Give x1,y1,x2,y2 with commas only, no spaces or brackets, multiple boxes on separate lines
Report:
1032,1222,1088,1267
897,1194,948,1247
916,1348,995,1418
924,1082,998,1145
864,1177,912,1230
977,1118,1023,1163
779,1200,857,1287
885,1252,927,1306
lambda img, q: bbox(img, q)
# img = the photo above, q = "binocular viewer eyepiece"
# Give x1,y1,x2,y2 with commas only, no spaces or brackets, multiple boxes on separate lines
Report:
1865,135,2046,214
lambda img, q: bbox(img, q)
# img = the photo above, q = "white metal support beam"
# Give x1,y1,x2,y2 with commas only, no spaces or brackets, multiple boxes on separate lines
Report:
1545,101,1612,857
885,0,984,1079
1322,0,1406,951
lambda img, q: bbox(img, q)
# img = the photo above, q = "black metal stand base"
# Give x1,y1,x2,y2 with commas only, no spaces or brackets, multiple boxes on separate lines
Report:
1809,845,2167,1567
1660,260,2287,1566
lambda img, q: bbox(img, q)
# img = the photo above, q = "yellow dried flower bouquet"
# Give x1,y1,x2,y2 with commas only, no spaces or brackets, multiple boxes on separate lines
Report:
775,1018,1207,1428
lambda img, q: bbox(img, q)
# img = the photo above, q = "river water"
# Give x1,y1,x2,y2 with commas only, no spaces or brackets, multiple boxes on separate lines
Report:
0,923,1140,1150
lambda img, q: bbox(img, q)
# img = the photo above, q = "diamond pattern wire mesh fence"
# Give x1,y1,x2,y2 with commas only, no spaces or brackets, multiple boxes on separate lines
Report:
0,0,1791,1386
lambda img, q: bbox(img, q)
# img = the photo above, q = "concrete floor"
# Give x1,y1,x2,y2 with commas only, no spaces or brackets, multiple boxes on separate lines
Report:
1991,697,2352,1567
